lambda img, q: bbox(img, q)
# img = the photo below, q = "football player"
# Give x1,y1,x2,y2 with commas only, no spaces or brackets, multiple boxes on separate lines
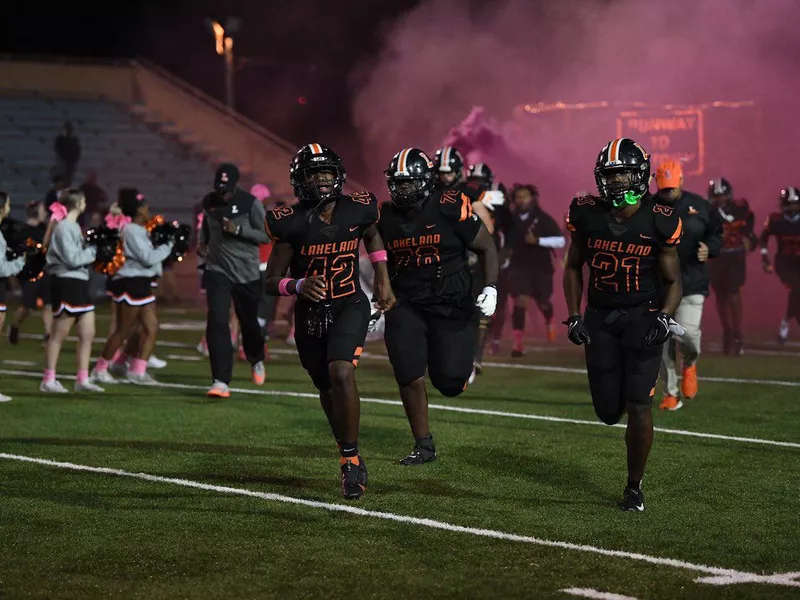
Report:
760,186,800,343
264,143,396,500
707,178,757,356
563,138,683,512
507,184,565,354
465,163,507,378
376,147,499,464
653,161,723,410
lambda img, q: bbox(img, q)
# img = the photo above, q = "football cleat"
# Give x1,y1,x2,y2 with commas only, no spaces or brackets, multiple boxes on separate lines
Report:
340,456,366,500
681,365,698,399
619,486,645,512
659,395,683,411
399,444,437,466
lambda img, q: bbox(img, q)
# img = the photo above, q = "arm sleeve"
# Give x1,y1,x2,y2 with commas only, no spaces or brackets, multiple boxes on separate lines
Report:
536,213,566,247
125,226,173,267
0,250,24,277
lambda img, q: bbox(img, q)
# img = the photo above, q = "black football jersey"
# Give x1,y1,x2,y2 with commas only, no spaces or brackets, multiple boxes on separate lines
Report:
761,212,800,259
508,207,563,274
716,200,756,256
566,195,682,309
378,187,483,314
265,192,378,301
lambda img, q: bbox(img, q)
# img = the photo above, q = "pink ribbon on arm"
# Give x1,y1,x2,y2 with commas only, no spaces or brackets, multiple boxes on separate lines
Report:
49,202,68,222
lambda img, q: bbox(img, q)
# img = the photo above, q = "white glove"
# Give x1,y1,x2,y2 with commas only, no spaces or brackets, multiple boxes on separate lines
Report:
480,190,505,211
367,311,383,333
475,285,498,317
668,318,686,337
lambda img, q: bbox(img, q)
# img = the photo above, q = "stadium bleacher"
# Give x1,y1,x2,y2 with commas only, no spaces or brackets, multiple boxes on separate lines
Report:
0,95,212,221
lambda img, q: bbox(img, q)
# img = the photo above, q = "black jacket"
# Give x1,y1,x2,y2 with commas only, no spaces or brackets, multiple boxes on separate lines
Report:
657,191,724,297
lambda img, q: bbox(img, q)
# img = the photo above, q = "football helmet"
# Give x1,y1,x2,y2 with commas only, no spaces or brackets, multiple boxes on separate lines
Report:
708,177,733,203
385,147,436,210
468,163,494,188
433,146,465,186
780,186,799,211
594,138,651,208
289,143,346,208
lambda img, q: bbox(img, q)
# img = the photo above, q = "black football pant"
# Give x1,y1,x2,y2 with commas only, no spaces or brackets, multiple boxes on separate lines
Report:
204,270,265,384
384,301,475,397
583,305,663,425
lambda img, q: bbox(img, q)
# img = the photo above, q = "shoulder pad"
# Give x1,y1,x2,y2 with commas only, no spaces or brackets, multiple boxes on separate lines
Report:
348,191,376,206
439,188,477,222
264,205,297,241
566,194,599,232
653,206,683,246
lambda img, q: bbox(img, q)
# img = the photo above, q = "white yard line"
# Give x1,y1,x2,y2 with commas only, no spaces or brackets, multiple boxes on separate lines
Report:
1,369,798,450
18,334,800,387
561,589,639,600
0,452,797,589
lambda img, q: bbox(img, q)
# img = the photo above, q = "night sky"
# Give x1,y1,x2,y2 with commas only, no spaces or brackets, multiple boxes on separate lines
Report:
2,1,424,179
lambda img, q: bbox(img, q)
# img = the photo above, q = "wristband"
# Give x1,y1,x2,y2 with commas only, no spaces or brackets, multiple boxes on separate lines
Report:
295,278,306,294
369,250,387,264
278,278,294,296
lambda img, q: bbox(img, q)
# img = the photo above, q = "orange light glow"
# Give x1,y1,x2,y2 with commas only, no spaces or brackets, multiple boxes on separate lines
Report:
211,21,225,55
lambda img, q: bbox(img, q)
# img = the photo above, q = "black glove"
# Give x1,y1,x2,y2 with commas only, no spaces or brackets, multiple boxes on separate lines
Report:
644,312,672,347
563,315,592,346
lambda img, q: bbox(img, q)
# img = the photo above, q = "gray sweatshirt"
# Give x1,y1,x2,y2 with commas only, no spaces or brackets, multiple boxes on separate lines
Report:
0,229,25,278
114,223,174,280
200,188,269,284
46,219,96,280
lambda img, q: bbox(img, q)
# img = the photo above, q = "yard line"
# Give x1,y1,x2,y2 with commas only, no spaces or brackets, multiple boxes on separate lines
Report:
561,589,639,600
18,334,800,387
0,452,797,589
2,369,798,450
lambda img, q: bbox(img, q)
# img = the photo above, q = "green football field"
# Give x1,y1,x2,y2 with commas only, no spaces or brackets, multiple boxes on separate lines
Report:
1,304,799,599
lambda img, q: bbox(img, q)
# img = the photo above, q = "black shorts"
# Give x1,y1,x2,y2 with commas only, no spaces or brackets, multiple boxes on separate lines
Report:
51,276,95,317
507,267,554,304
710,254,746,295
21,274,51,309
583,304,662,425
384,301,475,397
775,257,800,291
108,277,157,306
294,291,370,390
0,278,7,312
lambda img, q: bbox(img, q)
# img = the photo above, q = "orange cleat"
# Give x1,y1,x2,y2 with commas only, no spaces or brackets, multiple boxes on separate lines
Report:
546,324,557,342
681,365,698,399
251,361,266,386
659,395,683,411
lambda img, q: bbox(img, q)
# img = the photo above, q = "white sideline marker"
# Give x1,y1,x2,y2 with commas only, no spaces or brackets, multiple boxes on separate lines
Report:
0,452,798,589
1,369,798,450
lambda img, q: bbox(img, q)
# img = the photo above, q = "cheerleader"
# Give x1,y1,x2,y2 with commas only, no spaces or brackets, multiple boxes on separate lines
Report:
92,191,172,385
0,192,26,401
41,189,102,393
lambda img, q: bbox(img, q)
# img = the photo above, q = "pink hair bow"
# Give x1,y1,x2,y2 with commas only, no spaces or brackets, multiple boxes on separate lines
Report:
49,202,68,222
105,213,132,230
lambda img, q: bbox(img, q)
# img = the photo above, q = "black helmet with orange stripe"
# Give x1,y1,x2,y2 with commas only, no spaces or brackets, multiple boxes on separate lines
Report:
289,143,346,209
468,163,494,188
594,138,651,208
385,147,436,210
433,146,465,188
780,186,800,212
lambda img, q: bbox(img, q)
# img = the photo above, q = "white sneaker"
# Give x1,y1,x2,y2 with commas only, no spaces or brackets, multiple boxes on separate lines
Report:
147,355,167,369
778,319,789,344
0,393,12,403
91,369,117,384
196,342,209,356
75,380,105,393
207,380,230,398
109,362,128,379
128,372,159,386
40,380,68,394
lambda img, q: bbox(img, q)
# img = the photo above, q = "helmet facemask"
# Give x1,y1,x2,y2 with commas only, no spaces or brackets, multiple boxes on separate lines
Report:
292,165,343,211
595,166,647,208
387,173,433,211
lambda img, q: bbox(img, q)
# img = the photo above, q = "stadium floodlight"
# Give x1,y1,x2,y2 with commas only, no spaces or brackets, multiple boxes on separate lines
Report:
205,17,240,111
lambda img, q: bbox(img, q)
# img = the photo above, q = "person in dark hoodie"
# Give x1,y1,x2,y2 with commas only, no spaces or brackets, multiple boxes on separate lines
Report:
54,121,81,185
653,161,723,410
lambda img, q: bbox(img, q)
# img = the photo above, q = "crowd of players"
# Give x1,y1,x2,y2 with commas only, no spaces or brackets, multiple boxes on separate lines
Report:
1,135,799,511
